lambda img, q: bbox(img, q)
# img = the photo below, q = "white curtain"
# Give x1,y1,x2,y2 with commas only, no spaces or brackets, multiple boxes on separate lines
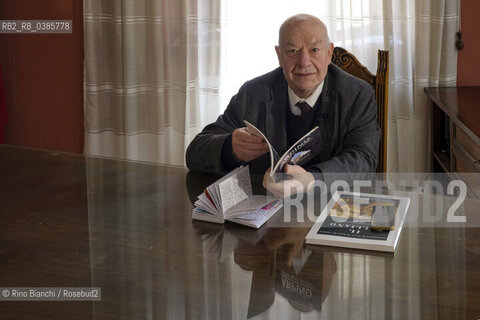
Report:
384,0,459,172
84,0,223,165
84,0,459,171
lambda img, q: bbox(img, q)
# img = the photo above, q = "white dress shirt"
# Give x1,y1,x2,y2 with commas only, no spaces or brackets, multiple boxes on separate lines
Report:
288,81,324,115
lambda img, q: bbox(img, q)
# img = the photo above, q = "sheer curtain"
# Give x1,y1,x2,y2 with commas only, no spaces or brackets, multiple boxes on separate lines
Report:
221,0,460,172
84,0,223,165
384,0,459,172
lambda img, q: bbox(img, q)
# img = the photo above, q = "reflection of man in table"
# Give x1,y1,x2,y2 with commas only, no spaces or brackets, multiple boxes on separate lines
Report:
234,228,337,317
186,13,380,197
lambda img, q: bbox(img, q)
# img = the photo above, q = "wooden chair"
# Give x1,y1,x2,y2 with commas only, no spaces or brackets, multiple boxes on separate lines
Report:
331,47,389,173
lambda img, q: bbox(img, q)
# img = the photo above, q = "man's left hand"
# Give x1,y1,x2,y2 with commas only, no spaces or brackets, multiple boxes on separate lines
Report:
263,164,315,198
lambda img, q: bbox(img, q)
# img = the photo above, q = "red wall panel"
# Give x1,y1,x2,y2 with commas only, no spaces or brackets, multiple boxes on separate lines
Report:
0,0,84,153
457,0,480,86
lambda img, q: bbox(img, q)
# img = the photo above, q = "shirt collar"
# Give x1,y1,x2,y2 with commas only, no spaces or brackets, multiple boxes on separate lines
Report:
288,81,324,111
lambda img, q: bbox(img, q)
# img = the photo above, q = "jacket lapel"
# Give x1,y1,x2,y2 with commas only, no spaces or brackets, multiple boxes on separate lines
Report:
315,70,337,157
265,76,288,155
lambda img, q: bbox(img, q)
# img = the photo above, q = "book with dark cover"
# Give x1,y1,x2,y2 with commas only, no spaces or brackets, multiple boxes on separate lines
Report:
306,191,410,252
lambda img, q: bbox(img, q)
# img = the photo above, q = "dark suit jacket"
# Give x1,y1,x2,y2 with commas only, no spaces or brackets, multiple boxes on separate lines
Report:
186,64,380,185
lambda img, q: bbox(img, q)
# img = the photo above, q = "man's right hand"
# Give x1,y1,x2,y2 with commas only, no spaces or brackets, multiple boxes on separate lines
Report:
232,127,269,162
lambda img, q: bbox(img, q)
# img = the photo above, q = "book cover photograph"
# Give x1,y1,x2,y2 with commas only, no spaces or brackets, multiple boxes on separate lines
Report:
306,191,411,252
244,120,322,181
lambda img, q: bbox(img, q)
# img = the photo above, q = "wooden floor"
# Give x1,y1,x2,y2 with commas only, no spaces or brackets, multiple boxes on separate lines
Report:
1,145,480,319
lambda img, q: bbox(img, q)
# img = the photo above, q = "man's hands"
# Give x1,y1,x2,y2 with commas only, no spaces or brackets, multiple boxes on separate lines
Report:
263,164,315,198
232,127,315,198
232,127,269,162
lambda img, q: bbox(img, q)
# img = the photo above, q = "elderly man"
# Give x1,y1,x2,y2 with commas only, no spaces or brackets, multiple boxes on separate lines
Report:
186,14,380,196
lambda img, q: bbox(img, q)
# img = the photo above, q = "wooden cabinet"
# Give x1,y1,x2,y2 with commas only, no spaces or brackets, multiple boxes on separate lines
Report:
425,87,480,197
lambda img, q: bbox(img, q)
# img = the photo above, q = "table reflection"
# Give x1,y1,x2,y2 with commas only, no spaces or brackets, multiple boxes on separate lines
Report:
234,227,337,317
1,146,479,319
83,156,477,319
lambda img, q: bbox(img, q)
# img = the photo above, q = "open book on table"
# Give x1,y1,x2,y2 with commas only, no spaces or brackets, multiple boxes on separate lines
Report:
192,165,283,229
305,191,411,253
244,120,321,181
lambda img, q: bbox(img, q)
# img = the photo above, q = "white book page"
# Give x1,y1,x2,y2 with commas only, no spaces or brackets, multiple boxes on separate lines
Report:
218,165,252,213
205,166,247,212
192,207,225,224
196,193,219,216
227,200,283,228
208,185,221,212
225,195,276,217
229,200,281,220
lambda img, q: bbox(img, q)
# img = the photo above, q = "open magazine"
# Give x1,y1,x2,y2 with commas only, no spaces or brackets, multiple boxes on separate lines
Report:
244,120,321,181
305,191,411,252
192,165,283,229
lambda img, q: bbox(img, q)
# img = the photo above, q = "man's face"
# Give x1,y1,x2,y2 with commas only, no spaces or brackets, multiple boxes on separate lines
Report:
275,19,333,98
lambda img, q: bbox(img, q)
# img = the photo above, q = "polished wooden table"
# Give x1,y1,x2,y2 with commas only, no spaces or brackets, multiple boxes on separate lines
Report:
1,145,480,319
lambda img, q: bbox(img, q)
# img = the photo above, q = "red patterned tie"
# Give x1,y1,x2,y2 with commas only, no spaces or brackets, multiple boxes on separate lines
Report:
296,101,311,115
